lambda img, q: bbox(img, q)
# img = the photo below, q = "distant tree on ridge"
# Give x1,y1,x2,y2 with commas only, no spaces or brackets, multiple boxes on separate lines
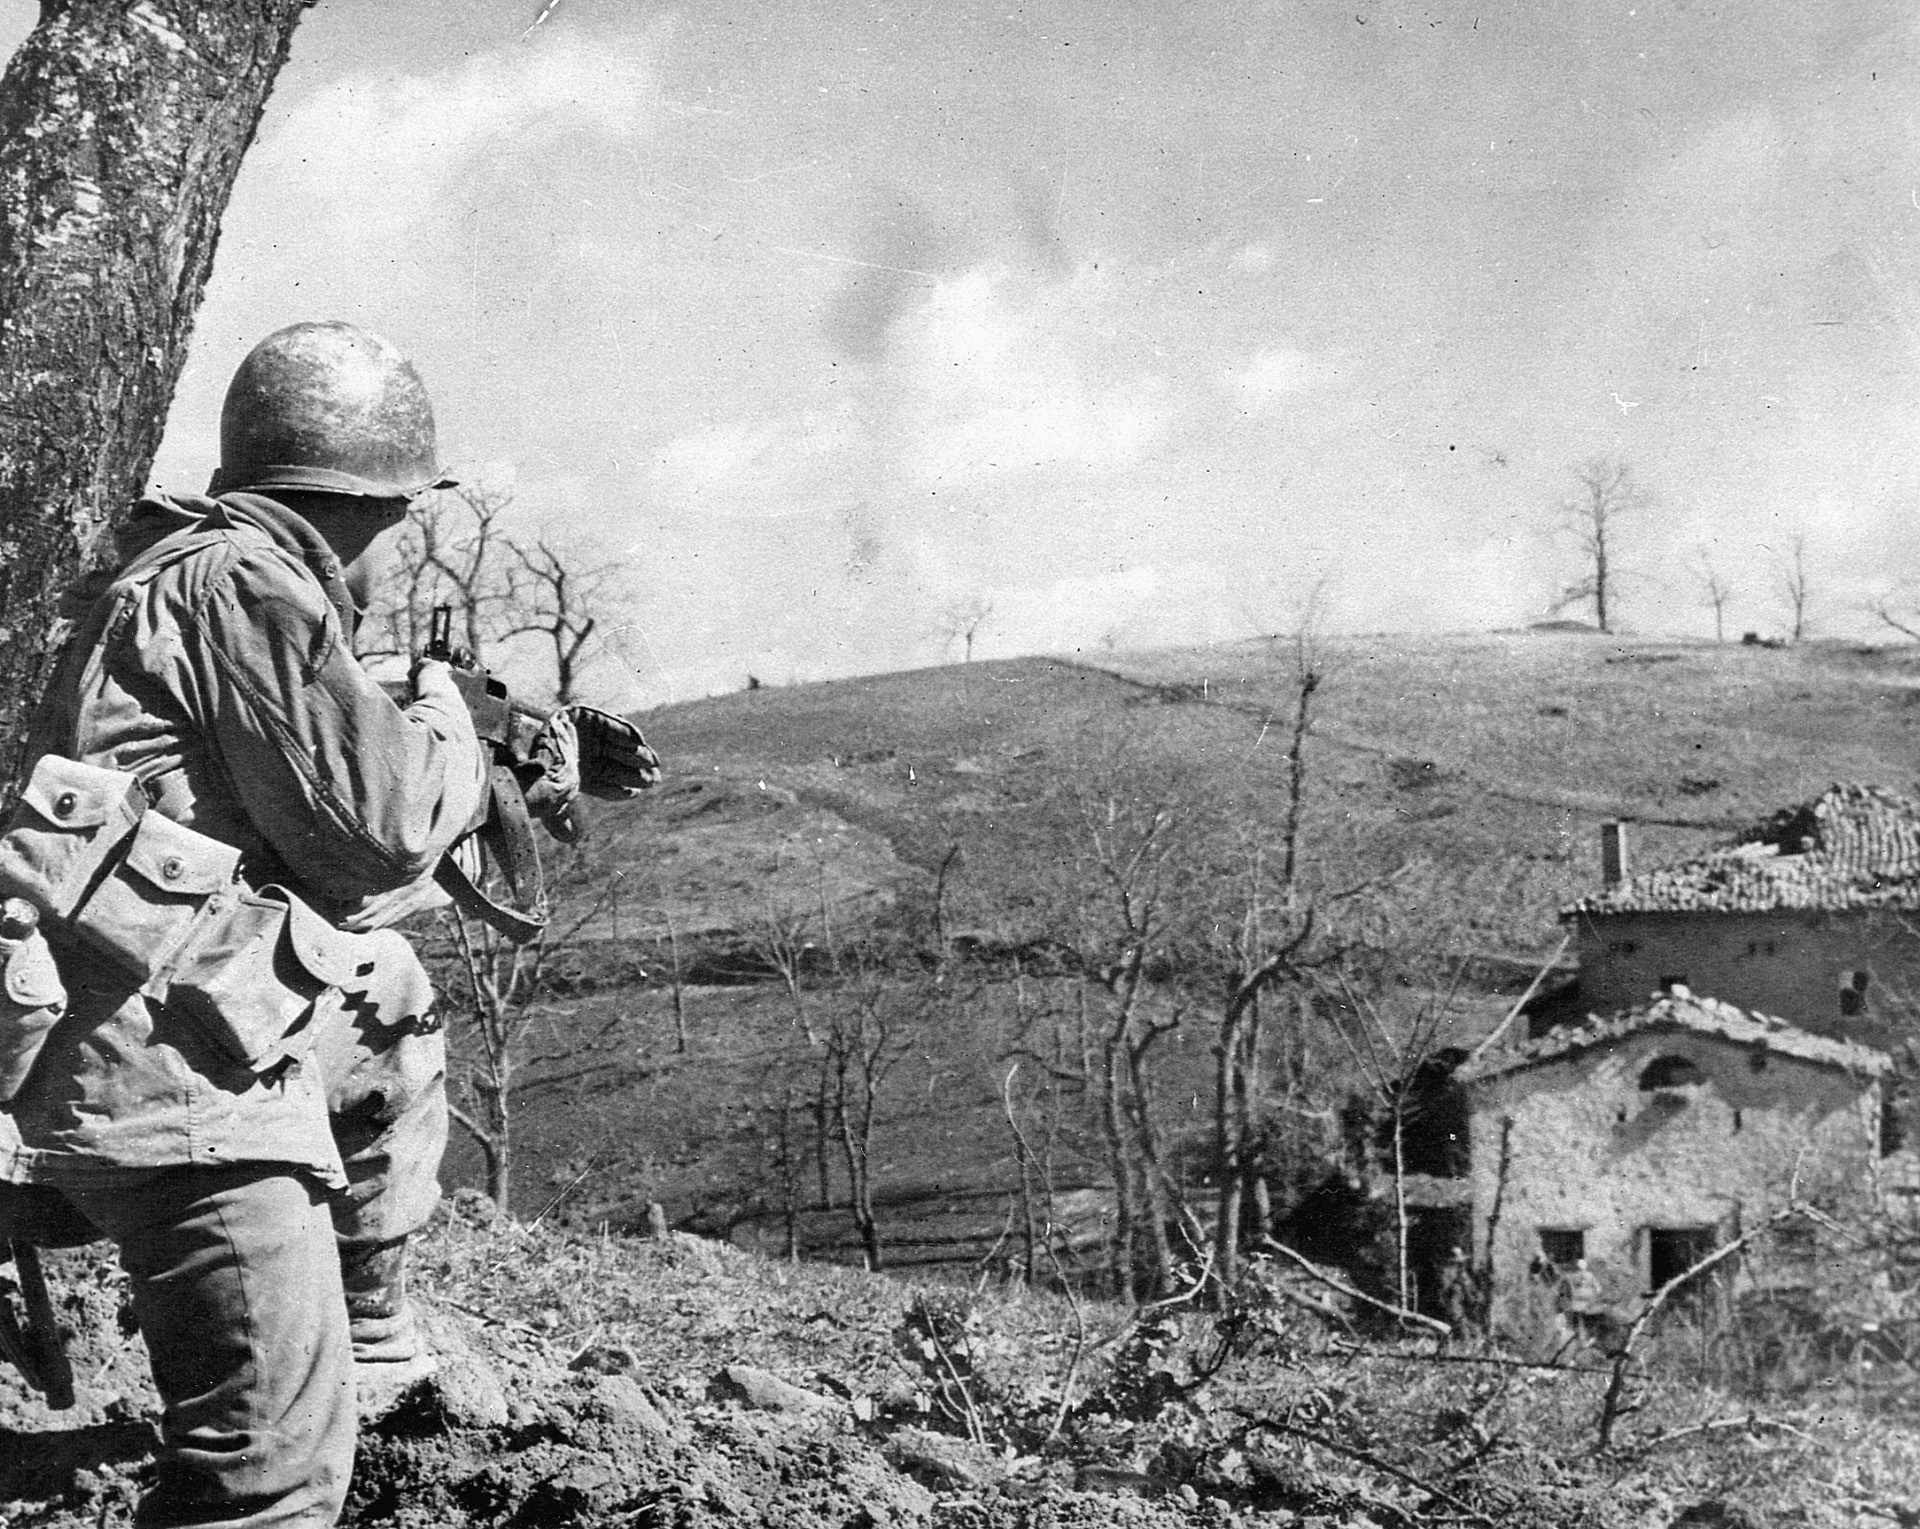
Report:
1549,456,1651,634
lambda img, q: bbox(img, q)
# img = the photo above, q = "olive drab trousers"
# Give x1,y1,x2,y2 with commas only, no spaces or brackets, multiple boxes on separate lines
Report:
58,1166,355,1529
1,998,447,1529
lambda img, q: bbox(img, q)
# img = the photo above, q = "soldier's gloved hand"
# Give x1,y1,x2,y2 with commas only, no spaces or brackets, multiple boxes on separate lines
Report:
339,868,453,932
566,705,661,799
408,658,464,708
522,708,583,842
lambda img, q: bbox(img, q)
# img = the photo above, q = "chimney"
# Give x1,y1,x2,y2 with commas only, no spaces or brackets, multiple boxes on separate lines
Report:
1601,822,1629,889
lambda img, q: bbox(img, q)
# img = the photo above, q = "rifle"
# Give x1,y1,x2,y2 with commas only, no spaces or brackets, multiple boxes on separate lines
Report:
411,606,659,944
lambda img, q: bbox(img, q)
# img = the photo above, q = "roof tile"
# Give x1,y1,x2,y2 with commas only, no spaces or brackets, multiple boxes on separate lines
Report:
1458,987,1891,1083
1564,783,1920,916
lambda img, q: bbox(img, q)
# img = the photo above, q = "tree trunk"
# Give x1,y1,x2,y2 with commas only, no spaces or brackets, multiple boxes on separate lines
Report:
452,1073,514,1211
0,0,313,775
1392,1103,1410,1314
1214,1007,1244,1288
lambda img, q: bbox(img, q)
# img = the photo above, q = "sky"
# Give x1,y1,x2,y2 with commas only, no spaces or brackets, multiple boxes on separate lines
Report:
4,0,1919,703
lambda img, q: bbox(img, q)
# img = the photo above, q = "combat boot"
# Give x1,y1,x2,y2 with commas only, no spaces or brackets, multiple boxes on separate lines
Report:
342,1236,438,1418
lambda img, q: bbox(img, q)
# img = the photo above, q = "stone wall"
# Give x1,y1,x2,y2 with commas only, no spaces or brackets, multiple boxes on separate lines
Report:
1466,1026,1880,1329
1571,909,1920,1049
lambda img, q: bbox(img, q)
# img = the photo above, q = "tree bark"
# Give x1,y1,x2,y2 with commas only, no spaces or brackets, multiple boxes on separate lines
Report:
0,0,312,773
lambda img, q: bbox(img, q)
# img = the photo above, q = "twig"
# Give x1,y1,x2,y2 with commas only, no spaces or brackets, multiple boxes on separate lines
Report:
920,1304,987,1445
1238,1410,1494,1527
1002,1060,1091,1444
435,1296,543,1335
1326,1340,1614,1376
1041,1238,1090,1445
971,1200,1018,1290
1267,1278,1356,1330
1596,1200,1800,1450
1466,932,1571,1063
1257,1235,1452,1338
530,1156,599,1228
1622,1412,1820,1456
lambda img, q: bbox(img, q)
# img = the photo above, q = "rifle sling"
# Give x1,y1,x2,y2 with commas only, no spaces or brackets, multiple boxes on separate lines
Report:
434,851,546,946
481,761,546,918
432,763,548,946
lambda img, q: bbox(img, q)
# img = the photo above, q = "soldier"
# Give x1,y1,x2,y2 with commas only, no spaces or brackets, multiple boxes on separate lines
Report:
0,321,585,1525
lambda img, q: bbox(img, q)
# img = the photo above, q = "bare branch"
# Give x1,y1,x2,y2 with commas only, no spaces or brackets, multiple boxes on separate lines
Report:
1257,1236,1452,1337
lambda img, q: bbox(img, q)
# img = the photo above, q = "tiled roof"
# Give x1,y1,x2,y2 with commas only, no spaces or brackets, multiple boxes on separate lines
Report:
1564,783,1920,916
1457,987,1891,1084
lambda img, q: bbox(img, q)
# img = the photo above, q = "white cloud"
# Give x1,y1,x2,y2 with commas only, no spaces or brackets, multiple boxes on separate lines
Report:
994,566,1162,652
646,408,863,519
251,30,658,243
889,265,1172,483
1231,347,1324,415
1230,243,1275,272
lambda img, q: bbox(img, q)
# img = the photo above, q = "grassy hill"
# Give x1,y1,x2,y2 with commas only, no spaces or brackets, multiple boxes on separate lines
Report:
451,630,1920,1265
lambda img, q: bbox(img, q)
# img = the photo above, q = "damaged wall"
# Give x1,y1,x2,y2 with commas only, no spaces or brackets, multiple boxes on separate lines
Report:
1466,1026,1881,1330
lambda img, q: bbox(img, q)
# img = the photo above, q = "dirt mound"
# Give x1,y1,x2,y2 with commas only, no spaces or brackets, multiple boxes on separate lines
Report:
9,1213,1916,1529
1,1233,1216,1529
347,1299,1214,1528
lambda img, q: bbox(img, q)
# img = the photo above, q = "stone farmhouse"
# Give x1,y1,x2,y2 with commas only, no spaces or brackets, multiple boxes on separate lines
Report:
1456,989,1888,1331
1431,784,1920,1328
1552,783,1920,1052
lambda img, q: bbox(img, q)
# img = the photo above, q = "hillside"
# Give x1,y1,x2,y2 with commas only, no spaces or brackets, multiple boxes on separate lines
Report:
8,630,1920,1526
466,631,1920,1256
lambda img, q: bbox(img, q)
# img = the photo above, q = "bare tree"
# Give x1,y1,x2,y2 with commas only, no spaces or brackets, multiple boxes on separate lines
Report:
937,594,995,663
1774,532,1813,644
1320,965,1465,1317
1695,548,1733,643
753,868,911,1271
1211,633,1324,1288
1073,778,1190,1299
825,983,907,1271
436,845,617,1208
361,485,517,668
503,536,623,704
362,482,635,1207
359,483,627,706
0,1,314,774
1550,456,1651,633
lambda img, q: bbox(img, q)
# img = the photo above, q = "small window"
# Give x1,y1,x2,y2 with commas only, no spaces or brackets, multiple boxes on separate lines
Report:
1648,1226,1720,1294
1774,1221,1816,1263
1640,1055,1705,1090
1839,970,1872,1018
1538,1229,1585,1267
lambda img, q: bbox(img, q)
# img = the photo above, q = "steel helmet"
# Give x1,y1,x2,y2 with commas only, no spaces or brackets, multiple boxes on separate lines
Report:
208,321,456,500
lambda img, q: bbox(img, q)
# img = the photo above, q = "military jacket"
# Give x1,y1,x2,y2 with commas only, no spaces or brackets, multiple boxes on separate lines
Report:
0,493,487,1186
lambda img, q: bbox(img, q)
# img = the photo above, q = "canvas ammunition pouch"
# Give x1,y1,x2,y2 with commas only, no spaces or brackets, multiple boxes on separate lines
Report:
0,924,65,1104
0,755,432,1080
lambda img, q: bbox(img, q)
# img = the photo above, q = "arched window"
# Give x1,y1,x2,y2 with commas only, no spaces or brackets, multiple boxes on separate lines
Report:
1639,1055,1705,1090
